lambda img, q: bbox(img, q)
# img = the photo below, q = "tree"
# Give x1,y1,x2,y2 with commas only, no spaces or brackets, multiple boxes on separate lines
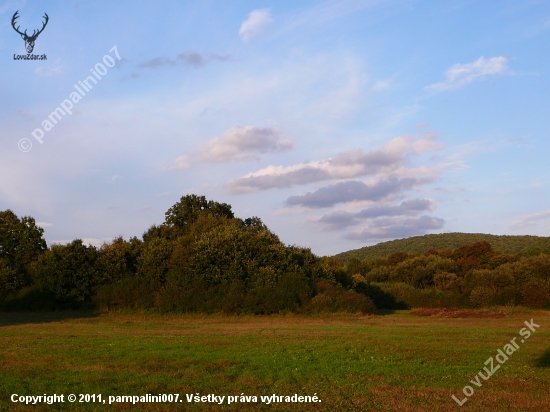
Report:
346,257,365,277
142,224,175,242
453,241,494,269
189,218,287,287
164,195,234,235
386,251,409,266
466,268,514,294
522,278,549,308
0,210,47,296
136,237,173,287
469,286,495,307
97,236,143,284
32,240,99,305
0,258,19,300
0,210,47,269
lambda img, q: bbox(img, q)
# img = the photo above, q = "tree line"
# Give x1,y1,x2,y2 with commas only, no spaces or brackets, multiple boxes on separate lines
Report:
336,232,550,261
0,196,375,314
1,196,548,313
344,241,550,309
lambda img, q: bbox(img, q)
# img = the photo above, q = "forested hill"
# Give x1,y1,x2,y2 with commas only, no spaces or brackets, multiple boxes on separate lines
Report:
335,233,550,261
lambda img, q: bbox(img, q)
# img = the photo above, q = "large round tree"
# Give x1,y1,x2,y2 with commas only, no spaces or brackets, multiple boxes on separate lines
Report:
0,210,47,297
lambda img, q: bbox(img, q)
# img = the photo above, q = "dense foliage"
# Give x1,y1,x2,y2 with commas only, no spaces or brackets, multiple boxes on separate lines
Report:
0,197,375,314
1,198,549,312
336,233,550,261
342,241,550,309
0,210,47,301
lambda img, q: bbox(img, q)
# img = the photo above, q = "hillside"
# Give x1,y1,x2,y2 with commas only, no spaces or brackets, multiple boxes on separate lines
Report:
334,233,550,261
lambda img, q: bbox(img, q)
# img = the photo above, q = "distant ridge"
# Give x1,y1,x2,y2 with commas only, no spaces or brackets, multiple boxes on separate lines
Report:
334,233,550,260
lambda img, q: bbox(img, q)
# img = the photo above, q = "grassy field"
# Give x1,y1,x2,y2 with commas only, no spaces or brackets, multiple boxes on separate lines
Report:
1,309,549,411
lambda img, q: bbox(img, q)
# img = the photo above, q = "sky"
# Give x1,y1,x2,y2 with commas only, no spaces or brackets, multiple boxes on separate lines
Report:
1,0,550,256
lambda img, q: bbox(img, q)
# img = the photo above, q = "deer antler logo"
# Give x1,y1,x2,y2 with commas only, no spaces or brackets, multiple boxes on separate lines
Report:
11,10,49,54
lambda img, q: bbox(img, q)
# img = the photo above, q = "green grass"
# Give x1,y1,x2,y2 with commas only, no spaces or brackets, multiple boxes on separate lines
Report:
1,310,549,411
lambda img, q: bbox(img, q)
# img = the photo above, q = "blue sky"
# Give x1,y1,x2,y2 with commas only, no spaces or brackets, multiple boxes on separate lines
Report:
1,0,550,255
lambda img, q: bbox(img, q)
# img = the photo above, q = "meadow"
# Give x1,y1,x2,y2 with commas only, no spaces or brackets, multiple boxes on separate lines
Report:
1,309,549,411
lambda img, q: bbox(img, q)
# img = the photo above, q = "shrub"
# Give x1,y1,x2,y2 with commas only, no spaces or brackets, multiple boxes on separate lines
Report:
469,286,495,308
2,286,92,310
369,282,464,308
97,276,155,310
305,282,376,314
354,282,405,309
522,279,549,308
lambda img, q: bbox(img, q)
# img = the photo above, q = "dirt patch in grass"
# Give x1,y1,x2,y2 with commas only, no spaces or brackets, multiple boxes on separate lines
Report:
410,308,506,318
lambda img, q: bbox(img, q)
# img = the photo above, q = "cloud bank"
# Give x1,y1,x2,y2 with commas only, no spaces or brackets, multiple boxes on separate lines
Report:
286,176,431,208
318,198,436,229
344,215,445,241
226,136,443,193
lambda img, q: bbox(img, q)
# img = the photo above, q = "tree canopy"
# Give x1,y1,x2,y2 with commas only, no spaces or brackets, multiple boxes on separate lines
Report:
2,198,549,312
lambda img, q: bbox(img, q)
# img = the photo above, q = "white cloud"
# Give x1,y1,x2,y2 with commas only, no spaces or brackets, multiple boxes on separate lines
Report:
511,210,550,230
427,56,511,91
373,79,393,90
47,238,113,248
344,215,445,241
107,175,123,184
239,9,273,41
226,135,443,193
36,221,53,228
196,126,292,162
167,156,192,170
167,126,292,170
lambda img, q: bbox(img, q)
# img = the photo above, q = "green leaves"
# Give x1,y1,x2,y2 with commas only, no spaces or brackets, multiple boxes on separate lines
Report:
136,237,173,287
32,240,100,304
0,209,47,269
0,210,47,300
164,194,234,235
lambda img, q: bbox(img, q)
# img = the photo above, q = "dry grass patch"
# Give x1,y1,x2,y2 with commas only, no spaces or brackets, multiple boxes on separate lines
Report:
411,308,506,318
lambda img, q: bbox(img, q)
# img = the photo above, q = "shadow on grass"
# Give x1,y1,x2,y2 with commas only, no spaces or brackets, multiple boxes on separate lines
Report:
535,349,550,367
376,309,396,315
0,310,99,327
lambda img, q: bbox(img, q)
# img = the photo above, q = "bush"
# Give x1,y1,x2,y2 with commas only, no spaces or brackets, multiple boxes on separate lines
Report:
97,277,155,310
247,272,312,314
354,282,405,309
493,286,520,306
522,279,549,308
305,282,376,314
469,286,495,308
0,258,20,302
2,286,93,310
369,282,465,308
